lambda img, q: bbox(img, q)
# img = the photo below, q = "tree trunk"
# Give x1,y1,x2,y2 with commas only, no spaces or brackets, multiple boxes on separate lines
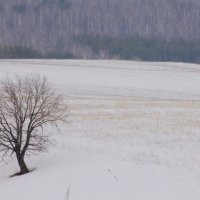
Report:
16,153,29,175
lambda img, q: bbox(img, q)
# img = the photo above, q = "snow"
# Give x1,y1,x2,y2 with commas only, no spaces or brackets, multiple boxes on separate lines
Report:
0,59,200,200
0,59,200,99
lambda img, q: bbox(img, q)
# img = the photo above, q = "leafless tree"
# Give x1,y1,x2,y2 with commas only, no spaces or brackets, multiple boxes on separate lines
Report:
0,75,67,175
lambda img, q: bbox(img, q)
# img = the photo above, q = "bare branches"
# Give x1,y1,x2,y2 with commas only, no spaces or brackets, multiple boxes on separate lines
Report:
0,74,68,174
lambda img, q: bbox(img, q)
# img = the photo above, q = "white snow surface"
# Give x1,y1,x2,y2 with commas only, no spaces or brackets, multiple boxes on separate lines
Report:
0,59,200,200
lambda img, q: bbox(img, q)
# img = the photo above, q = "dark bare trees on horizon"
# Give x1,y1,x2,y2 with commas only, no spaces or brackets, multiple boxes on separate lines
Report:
0,0,199,57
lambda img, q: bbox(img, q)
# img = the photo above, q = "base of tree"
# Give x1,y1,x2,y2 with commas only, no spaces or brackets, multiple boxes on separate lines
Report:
10,168,35,177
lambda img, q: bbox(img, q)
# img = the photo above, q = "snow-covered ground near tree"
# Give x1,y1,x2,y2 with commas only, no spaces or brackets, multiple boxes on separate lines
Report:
0,59,200,200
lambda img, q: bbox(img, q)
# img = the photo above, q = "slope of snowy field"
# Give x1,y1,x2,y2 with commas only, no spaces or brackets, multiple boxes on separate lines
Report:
0,60,200,200
0,59,200,99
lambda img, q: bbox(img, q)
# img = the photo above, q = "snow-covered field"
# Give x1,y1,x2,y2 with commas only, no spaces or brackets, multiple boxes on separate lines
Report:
0,60,200,200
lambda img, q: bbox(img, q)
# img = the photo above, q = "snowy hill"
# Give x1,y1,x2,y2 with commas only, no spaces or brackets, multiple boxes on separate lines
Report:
0,60,200,200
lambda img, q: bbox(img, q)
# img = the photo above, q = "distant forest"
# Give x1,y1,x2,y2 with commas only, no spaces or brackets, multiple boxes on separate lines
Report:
0,0,200,62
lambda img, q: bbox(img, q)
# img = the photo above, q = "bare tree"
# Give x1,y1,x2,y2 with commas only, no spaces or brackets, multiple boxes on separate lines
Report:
0,75,67,175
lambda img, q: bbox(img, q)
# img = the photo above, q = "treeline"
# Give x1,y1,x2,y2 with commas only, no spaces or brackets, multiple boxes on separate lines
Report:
0,37,200,63
75,35,200,63
0,0,199,62
0,46,73,59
